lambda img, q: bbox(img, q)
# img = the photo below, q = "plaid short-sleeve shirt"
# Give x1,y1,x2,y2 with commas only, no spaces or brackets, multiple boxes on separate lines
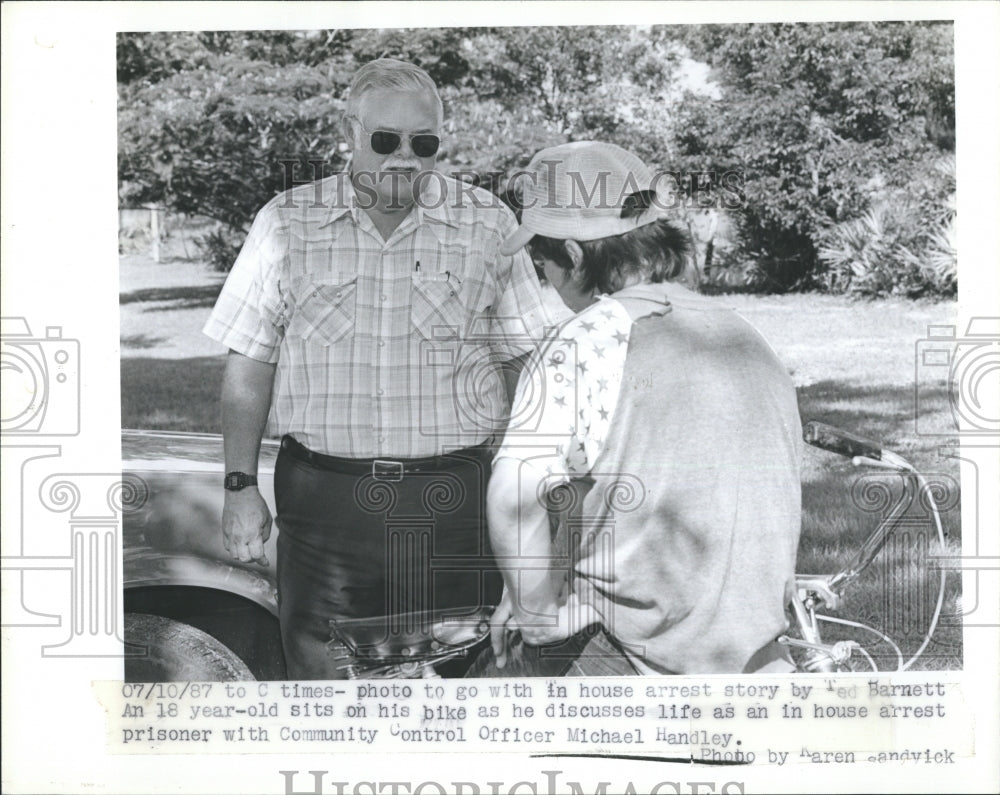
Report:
203,172,552,458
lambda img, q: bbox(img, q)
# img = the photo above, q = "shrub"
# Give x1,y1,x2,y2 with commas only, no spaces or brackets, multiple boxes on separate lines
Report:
902,218,956,296
816,203,955,298
196,228,244,273
697,209,819,294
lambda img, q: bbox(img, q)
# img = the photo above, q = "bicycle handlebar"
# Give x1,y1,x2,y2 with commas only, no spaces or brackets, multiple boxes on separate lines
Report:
803,421,883,460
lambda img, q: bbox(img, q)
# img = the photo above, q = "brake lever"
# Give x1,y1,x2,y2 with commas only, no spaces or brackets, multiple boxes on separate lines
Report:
795,575,841,611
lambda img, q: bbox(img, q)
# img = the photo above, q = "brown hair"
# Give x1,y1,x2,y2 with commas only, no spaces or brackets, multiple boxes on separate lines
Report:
528,191,690,294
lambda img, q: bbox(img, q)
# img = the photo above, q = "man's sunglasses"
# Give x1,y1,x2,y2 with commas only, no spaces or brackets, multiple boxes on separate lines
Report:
350,118,441,158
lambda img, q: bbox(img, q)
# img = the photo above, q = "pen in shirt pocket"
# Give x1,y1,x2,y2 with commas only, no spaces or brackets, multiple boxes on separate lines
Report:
415,260,421,272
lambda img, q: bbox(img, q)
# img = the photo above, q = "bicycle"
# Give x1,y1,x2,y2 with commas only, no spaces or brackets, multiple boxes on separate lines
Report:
328,421,948,677
780,420,948,673
329,606,493,679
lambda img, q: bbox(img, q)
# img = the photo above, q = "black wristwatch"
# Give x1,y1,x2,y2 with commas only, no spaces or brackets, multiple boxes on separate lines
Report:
224,471,258,491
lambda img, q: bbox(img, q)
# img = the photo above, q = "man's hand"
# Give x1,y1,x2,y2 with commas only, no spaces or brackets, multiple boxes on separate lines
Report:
222,488,272,566
516,592,603,646
490,588,602,669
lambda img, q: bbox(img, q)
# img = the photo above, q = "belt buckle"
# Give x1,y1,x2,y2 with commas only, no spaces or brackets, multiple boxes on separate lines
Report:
372,459,404,482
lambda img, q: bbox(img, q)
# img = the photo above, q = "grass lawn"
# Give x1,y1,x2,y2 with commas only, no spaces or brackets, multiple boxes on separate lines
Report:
121,356,225,431
121,251,961,670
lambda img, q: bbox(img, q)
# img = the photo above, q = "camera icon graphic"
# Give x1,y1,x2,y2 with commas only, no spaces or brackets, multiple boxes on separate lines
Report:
1,317,81,436
915,317,1000,437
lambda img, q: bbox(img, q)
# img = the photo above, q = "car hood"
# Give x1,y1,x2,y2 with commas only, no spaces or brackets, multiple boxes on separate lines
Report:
122,429,279,471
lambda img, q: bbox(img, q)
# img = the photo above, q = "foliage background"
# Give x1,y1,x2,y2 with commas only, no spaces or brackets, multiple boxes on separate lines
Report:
118,23,955,297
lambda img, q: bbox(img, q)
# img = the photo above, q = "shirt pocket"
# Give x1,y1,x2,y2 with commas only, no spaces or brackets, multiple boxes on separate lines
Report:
286,275,358,346
410,271,468,340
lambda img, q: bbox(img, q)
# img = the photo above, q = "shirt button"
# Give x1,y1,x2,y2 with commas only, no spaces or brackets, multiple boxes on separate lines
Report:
378,435,386,443
378,340,386,348
376,389,384,396
380,293,387,301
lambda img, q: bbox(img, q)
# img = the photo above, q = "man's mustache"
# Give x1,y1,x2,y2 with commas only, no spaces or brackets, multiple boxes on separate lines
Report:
380,161,422,172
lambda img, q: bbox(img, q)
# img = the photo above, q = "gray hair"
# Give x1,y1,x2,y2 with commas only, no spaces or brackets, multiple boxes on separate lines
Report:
345,58,443,122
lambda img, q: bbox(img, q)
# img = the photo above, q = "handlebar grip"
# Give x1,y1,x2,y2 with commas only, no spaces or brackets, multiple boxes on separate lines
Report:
802,421,883,461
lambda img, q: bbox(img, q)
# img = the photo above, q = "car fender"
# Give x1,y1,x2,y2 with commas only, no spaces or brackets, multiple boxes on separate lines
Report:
125,547,278,614
122,429,280,613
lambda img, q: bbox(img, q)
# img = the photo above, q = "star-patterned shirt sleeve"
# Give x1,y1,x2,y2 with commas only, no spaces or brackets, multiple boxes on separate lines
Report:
494,296,633,482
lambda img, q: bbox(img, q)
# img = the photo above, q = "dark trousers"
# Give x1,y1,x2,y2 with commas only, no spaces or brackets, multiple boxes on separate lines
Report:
465,624,639,678
274,437,502,679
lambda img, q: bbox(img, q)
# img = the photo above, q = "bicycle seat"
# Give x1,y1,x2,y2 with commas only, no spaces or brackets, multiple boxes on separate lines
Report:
328,606,493,665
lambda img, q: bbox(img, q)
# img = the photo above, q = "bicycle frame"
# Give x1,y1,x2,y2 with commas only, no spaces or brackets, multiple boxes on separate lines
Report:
780,422,947,673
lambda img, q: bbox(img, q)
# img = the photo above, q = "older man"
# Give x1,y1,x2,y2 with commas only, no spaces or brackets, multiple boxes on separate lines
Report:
203,58,550,679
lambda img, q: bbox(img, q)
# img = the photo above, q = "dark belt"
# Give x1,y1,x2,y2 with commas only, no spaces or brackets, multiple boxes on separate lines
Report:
280,435,493,481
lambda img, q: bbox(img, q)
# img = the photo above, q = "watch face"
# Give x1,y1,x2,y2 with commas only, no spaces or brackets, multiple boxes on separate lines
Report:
225,473,256,490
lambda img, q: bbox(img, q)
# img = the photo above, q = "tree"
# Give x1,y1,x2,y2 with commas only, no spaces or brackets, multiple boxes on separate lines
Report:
672,21,955,293
118,32,353,227
118,25,954,295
